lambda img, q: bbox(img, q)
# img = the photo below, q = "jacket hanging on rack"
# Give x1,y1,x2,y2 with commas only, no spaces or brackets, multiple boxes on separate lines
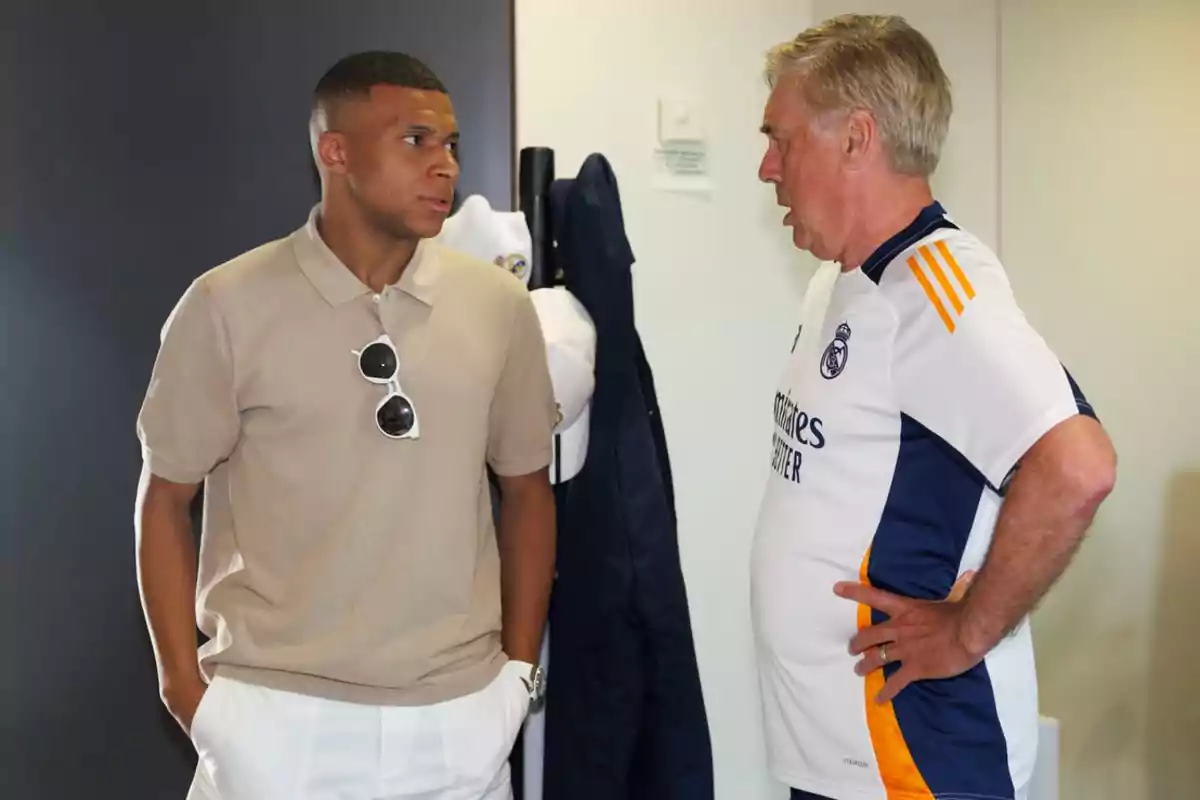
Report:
543,153,714,800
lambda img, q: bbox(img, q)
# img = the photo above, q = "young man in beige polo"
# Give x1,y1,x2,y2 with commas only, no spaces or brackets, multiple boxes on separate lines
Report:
134,51,558,800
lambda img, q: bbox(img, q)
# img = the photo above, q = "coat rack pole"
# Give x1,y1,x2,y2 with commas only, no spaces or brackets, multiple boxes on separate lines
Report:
519,146,556,290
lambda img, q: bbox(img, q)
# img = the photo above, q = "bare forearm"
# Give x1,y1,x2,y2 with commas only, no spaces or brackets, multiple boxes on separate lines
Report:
958,482,1091,653
959,418,1116,655
135,471,201,687
497,477,556,663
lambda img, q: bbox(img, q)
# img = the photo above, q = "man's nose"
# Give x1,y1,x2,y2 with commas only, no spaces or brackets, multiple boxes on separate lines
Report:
758,152,778,184
433,150,459,181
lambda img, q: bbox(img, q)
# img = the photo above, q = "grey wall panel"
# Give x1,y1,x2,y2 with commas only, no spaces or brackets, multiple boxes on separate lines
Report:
0,2,513,797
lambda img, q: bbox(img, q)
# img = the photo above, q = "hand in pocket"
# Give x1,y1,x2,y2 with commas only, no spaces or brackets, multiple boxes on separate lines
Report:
510,665,532,720
161,673,209,737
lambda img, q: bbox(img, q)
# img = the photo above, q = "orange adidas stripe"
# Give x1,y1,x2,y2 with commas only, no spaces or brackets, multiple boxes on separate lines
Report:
907,256,955,333
920,245,963,314
858,549,935,800
935,240,975,301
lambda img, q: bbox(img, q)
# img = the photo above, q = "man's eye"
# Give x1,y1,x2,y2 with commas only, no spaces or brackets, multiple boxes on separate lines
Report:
402,134,421,146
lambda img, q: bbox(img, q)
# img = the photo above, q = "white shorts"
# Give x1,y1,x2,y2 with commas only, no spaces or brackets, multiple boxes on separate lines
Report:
186,661,530,800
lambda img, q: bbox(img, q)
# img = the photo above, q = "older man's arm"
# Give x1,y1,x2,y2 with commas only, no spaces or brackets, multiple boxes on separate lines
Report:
955,415,1115,651
839,414,1116,703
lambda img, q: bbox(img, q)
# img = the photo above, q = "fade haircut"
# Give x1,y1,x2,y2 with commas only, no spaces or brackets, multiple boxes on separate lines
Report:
765,14,952,177
310,51,448,136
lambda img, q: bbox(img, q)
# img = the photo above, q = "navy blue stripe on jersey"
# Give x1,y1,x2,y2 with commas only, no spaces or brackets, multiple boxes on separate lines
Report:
1063,366,1097,420
867,414,1015,799
862,202,958,285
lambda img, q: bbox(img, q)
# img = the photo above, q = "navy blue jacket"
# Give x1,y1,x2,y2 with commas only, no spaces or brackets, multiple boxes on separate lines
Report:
542,154,714,800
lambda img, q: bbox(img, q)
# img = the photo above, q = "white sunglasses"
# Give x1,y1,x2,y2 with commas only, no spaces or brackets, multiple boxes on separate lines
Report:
352,333,420,440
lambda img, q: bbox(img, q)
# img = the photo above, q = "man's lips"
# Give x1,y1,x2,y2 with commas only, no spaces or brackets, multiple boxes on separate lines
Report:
420,196,452,213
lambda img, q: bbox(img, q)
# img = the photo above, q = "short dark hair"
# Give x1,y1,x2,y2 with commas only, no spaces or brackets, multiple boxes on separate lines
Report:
313,51,448,110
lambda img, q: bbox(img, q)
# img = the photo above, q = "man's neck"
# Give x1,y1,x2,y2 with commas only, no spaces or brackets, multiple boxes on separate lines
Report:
316,200,420,293
837,178,935,272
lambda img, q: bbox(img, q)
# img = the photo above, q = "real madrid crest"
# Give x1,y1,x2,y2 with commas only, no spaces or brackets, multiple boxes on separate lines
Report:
494,253,530,283
820,322,851,379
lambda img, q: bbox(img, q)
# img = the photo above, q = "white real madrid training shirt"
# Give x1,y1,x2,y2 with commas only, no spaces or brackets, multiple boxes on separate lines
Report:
751,203,1094,800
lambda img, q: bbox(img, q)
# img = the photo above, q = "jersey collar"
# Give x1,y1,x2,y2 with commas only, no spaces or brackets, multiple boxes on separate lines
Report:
861,201,957,284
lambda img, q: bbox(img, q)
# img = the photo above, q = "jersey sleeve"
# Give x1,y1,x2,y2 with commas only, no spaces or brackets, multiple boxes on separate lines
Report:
886,234,1092,491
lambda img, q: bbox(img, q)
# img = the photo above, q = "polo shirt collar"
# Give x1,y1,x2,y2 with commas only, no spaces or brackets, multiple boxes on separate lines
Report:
293,204,441,307
861,201,957,283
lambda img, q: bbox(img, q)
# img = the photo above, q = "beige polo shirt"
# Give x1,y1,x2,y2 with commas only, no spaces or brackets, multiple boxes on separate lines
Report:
136,207,557,706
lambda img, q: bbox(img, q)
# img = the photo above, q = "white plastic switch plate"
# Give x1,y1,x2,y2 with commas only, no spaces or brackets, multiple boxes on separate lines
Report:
658,98,705,143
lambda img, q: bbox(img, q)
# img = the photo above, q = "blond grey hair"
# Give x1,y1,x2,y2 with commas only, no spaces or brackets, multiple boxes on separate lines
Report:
765,14,952,177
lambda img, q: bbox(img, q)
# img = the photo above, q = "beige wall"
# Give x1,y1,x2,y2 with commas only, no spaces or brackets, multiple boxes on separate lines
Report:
1000,1,1200,797
518,1,1199,796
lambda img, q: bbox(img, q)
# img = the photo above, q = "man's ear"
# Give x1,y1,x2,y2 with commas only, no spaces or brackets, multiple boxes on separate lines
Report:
316,131,349,175
844,108,877,169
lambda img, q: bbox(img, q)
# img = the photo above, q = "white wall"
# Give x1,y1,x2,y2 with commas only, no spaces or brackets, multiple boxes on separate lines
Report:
516,2,815,797
1000,2,1200,798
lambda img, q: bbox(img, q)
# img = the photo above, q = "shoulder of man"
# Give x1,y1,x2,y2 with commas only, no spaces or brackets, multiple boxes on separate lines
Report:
429,241,532,305
152,236,294,347
190,235,296,308
875,226,1020,337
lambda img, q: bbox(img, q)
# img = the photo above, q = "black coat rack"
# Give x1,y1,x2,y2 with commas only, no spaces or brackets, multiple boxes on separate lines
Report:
519,146,566,488
519,146,557,291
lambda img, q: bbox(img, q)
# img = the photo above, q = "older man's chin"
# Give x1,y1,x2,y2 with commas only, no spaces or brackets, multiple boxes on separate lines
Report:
789,222,813,254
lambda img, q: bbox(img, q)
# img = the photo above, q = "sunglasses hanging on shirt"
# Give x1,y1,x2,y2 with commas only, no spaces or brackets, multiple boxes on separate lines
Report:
353,333,420,440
